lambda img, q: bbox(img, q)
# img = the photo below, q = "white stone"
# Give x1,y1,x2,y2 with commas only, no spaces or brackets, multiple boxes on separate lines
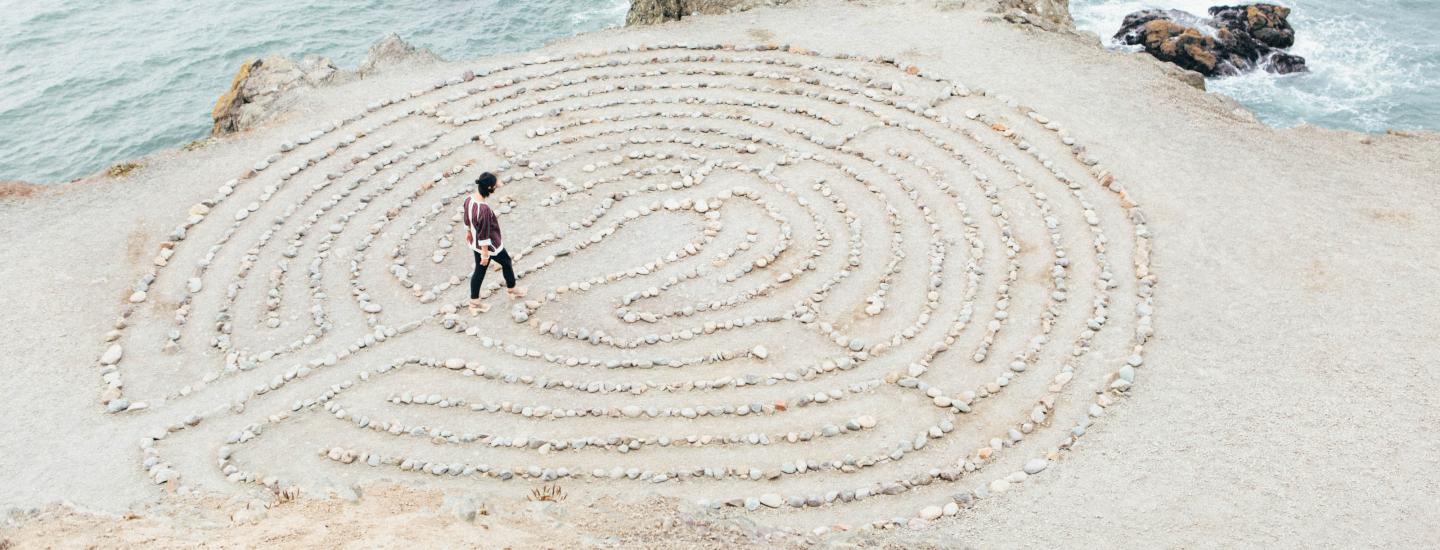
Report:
751,345,768,360
1023,459,1049,474
100,344,123,365
759,493,782,508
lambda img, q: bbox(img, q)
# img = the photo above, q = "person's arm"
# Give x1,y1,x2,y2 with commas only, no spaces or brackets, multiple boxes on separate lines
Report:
477,204,498,265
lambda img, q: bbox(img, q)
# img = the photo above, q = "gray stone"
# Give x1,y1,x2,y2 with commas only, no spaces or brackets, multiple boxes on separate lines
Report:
1024,458,1049,474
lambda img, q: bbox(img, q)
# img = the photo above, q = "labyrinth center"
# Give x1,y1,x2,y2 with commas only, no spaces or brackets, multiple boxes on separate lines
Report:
97,44,1156,527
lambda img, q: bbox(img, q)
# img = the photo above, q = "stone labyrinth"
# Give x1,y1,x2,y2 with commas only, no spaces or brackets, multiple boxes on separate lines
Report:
96,44,1156,530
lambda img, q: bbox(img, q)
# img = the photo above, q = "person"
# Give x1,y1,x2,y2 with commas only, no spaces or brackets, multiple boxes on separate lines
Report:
462,172,524,314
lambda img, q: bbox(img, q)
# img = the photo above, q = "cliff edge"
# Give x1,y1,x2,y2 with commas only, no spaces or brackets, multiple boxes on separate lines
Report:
627,0,1073,30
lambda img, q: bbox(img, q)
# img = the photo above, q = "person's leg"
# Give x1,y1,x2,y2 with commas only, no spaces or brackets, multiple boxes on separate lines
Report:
469,250,490,313
496,250,516,288
496,250,525,298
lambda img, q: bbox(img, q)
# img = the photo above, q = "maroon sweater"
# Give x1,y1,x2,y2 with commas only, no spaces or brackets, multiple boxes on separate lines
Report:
462,196,502,253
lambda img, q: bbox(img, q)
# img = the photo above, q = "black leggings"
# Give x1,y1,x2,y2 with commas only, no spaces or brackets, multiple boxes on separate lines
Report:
471,249,516,299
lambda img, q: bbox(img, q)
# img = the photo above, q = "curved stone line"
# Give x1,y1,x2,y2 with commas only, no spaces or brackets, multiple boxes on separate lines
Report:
108,44,1154,535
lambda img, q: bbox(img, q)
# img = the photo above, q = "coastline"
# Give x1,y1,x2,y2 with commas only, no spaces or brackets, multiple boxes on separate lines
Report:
2,0,1438,547
4,0,1431,195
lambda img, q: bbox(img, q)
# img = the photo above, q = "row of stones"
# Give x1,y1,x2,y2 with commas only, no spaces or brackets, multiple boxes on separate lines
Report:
97,41,952,409
829,94,1157,532
210,355,958,487
200,48,1082,498
118,43,1152,538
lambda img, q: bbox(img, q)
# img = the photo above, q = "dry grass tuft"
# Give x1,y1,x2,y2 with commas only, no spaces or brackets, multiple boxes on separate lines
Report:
107,162,141,178
528,483,566,502
275,486,300,502
182,138,215,152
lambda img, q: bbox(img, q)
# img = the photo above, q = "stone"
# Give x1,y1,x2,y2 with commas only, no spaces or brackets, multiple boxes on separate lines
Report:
100,344,124,366
358,33,442,77
759,493,783,508
919,506,942,520
751,345,768,360
1024,458,1049,474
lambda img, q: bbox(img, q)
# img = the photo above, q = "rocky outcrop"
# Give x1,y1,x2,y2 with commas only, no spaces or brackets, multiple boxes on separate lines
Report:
625,0,791,26
211,34,441,136
358,33,442,77
210,54,342,135
1114,4,1305,77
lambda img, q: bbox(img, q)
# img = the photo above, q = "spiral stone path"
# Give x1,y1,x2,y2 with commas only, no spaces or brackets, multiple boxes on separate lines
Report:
93,43,1155,530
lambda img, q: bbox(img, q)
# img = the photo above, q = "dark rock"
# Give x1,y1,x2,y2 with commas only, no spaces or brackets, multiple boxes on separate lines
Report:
1114,3,1306,77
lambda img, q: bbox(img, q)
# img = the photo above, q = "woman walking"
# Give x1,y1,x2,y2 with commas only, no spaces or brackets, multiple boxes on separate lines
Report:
463,172,524,314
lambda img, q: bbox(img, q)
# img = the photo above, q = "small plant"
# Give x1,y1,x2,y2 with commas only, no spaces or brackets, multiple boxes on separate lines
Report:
275,485,300,502
107,162,141,178
527,483,566,502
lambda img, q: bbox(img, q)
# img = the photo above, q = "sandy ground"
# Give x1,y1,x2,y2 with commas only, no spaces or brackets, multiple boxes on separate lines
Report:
2,1,1439,548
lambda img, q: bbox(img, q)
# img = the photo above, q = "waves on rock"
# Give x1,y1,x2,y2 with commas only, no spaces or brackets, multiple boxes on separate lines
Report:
1114,3,1306,77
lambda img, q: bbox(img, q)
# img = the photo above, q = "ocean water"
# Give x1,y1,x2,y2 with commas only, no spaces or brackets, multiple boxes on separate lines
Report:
0,0,629,183
1,1,1435,183
1071,0,1440,132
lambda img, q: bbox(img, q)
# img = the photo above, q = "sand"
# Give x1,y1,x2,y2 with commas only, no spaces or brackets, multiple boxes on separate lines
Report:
2,1,1438,548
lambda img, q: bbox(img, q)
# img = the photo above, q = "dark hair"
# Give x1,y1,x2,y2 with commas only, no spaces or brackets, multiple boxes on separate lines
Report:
476,172,497,197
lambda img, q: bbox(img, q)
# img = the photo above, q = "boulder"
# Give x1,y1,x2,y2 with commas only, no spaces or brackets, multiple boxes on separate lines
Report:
995,0,1074,30
210,54,344,135
1114,3,1306,77
358,33,442,77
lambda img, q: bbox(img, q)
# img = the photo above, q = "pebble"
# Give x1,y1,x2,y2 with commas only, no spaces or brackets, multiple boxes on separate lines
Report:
1023,458,1049,474
100,344,123,365
759,493,783,508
